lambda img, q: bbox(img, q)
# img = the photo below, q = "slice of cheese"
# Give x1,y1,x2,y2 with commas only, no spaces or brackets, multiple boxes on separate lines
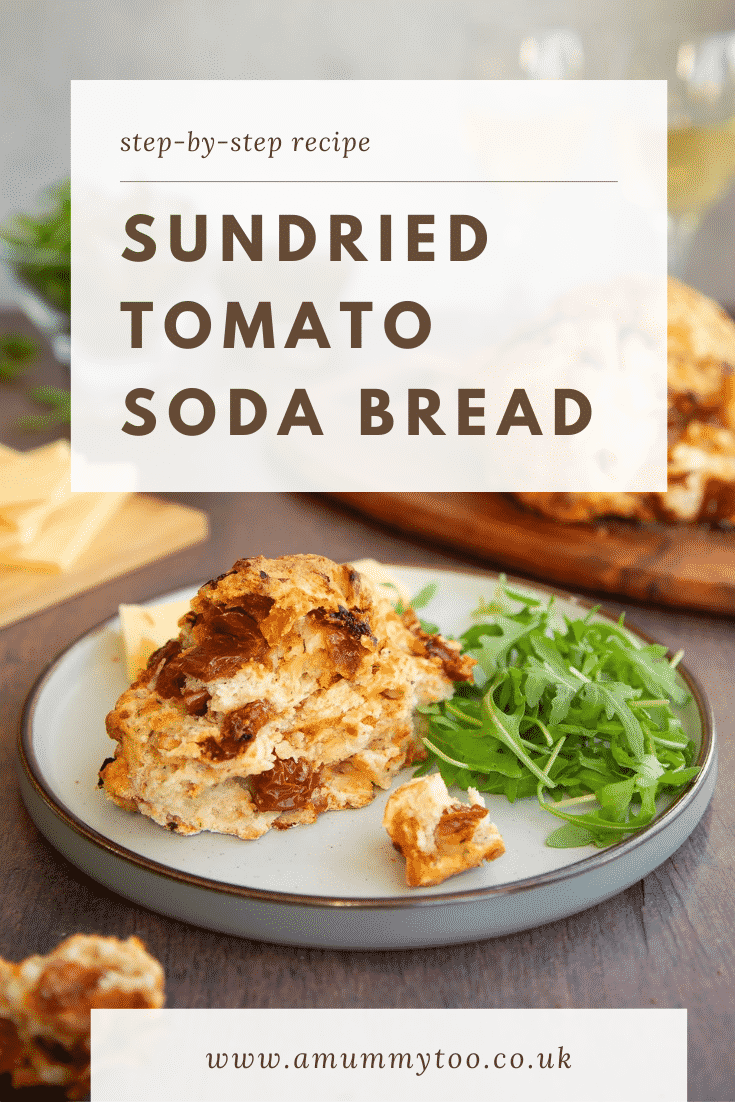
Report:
0,443,20,465
0,491,129,573
0,440,70,543
118,599,192,680
0,440,71,509
0,443,26,530
0,467,71,544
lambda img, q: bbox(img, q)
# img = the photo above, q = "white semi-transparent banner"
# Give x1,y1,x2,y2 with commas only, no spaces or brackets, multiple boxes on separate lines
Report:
91,1007,686,1101
71,80,667,492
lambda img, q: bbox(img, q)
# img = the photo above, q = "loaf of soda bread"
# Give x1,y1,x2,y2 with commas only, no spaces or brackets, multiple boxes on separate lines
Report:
100,554,474,840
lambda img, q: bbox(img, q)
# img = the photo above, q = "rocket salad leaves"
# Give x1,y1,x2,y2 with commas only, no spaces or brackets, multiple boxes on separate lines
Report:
414,580,699,848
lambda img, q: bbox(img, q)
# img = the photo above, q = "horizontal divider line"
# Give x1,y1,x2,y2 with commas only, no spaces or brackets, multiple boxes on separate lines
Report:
118,179,619,184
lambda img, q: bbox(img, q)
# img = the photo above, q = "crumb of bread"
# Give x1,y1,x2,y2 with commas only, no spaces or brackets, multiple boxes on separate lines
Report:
100,554,475,840
383,773,505,887
0,934,164,1099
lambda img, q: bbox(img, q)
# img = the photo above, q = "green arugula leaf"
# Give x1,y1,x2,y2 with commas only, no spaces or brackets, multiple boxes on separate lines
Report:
418,618,439,635
545,822,597,848
526,634,586,723
579,679,645,758
469,614,543,680
596,777,636,821
634,753,665,787
409,582,438,610
482,680,556,787
607,636,689,706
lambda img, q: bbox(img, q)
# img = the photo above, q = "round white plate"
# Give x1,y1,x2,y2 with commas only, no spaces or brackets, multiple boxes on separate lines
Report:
18,567,716,949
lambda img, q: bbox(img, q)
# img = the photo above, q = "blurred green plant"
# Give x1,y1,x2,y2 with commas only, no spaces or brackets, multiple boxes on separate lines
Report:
1,180,71,320
0,333,36,381
17,385,71,431
0,182,72,428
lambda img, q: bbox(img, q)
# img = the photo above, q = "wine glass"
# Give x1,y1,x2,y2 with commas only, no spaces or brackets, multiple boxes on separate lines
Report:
467,11,735,278
665,34,735,275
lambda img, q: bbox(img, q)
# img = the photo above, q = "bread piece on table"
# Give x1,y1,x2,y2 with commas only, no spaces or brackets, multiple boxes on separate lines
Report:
514,490,654,524
384,773,505,887
0,934,164,1099
100,554,474,840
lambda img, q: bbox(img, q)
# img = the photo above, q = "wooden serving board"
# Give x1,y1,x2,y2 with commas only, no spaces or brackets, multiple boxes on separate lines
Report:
328,492,735,615
0,494,208,629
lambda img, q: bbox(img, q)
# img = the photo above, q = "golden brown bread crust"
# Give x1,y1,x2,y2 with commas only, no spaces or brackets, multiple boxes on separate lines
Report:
100,554,475,840
515,278,735,525
0,934,164,1099
514,491,655,524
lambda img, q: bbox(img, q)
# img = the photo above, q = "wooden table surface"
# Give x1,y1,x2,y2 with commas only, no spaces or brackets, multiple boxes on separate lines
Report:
0,317,733,1102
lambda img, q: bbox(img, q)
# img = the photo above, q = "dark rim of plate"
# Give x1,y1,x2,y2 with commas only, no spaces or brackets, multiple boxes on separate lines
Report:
17,566,716,912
